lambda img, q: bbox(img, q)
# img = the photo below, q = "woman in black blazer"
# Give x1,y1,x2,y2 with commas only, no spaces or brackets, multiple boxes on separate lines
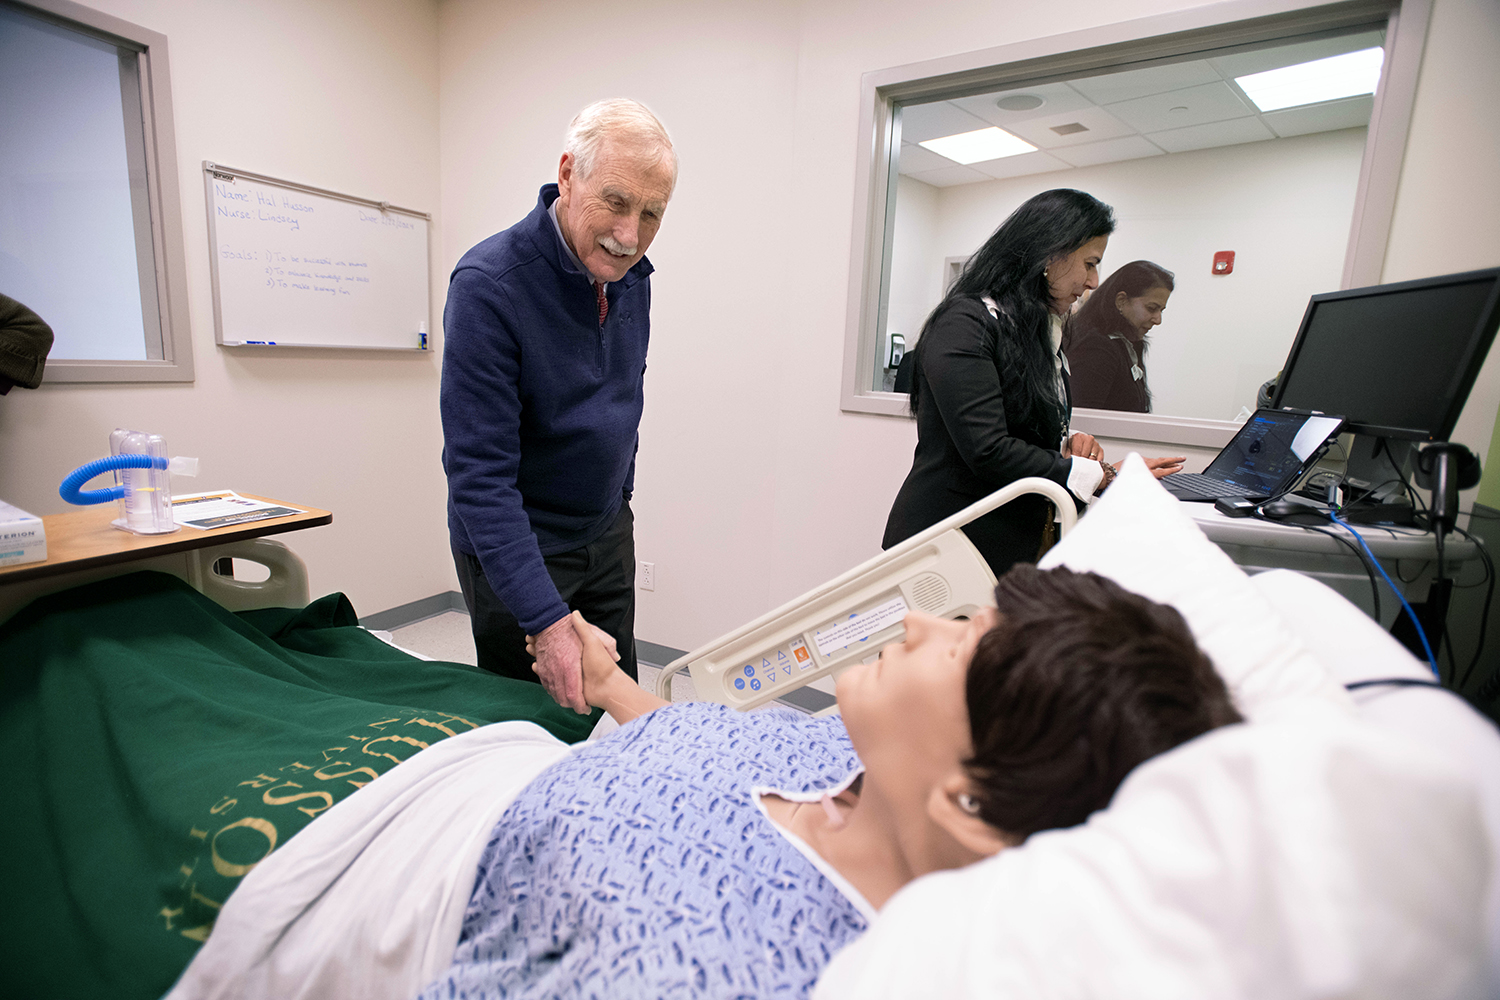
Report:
883,190,1179,576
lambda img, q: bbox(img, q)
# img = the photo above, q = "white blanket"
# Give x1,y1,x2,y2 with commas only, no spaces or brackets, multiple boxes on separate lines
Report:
165,720,575,1000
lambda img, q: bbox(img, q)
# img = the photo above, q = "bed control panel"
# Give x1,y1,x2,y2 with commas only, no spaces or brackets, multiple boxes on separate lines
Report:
662,525,998,712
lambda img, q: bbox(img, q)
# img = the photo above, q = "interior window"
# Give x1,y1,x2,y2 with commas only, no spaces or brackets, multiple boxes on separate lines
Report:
841,0,1426,447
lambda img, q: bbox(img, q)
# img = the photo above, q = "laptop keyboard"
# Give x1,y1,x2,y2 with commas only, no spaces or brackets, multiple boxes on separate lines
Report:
1164,472,1265,500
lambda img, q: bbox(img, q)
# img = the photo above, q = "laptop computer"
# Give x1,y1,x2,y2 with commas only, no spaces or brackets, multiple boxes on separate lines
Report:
1162,408,1345,502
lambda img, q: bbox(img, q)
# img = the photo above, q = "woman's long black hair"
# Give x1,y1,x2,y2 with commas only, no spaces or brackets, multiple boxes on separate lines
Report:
908,189,1115,426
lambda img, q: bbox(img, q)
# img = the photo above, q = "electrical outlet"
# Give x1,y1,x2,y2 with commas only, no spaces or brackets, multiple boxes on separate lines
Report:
639,561,655,591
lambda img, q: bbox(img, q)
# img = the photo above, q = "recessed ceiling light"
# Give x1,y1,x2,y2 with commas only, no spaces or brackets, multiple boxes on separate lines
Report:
918,126,1037,164
996,94,1045,112
1235,46,1384,112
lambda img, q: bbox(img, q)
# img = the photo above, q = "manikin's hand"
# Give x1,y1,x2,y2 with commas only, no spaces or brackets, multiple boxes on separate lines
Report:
1144,456,1187,479
526,615,590,714
568,612,628,708
545,610,668,724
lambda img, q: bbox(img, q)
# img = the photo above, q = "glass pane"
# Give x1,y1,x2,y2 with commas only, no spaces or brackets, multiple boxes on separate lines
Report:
0,5,154,361
874,27,1384,421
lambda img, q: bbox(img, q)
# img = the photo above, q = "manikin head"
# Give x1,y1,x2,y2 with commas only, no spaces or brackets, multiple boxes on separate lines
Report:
836,565,1241,859
554,98,678,284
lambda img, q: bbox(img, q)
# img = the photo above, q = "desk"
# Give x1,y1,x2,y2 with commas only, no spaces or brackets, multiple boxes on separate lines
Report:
1184,503,1480,631
0,495,331,624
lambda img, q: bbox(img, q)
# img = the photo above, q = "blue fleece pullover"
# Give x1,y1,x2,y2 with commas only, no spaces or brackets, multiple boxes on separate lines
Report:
441,184,651,635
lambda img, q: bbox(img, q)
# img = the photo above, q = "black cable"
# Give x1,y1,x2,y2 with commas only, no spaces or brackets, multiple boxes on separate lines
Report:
1314,522,1382,624
1453,524,1496,692
1252,507,1382,622
1345,677,1448,692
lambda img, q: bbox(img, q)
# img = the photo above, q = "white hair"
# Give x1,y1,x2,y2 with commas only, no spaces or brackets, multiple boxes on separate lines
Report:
564,98,678,193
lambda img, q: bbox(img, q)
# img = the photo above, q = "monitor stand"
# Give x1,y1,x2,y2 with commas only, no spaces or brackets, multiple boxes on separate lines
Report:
1341,434,1418,504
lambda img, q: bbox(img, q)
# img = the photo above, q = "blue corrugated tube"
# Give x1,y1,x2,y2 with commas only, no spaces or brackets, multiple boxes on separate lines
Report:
59,454,167,505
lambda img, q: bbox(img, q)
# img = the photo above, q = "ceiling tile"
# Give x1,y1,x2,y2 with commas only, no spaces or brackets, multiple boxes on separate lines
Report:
1106,81,1255,133
1004,105,1135,149
1262,95,1374,137
904,164,993,188
896,142,957,174
1050,135,1165,168
949,82,1093,126
1209,30,1385,79
968,149,1073,180
897,101,993,144
1069,61,1221,105
1148,116,1276,153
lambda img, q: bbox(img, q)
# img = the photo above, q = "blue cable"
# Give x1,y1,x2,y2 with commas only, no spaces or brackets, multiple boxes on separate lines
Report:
1328,511,1439,678
59,454,166,505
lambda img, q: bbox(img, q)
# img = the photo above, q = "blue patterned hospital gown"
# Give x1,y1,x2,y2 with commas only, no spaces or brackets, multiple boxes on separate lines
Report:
418,702,867,999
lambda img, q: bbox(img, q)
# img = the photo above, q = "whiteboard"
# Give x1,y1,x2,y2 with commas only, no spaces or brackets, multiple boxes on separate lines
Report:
203,162,430,350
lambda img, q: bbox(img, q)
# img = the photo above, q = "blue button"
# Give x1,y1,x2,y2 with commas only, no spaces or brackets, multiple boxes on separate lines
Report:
750,679,761,691
744,664,755,678
734,678,745,690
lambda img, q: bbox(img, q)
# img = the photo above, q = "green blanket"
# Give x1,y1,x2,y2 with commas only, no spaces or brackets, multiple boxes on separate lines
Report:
0,571,598,1000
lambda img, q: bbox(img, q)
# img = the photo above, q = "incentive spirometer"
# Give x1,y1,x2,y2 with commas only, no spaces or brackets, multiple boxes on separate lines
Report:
655,477,1077,711
59,429,198,534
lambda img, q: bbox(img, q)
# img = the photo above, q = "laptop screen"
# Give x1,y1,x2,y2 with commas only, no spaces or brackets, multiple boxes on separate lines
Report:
1203,410,1344,495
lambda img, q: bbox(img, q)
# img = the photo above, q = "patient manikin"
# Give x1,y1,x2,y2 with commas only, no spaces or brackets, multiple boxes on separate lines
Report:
417,566,1242,999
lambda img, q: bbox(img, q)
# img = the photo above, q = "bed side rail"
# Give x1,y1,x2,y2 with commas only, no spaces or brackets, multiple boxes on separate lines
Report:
654,477,1076,710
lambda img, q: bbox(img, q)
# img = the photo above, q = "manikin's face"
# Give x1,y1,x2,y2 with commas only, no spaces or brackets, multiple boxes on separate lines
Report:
1116,285,1171,341
555,140,675,284
836,608,999,790
1046,236,1109,315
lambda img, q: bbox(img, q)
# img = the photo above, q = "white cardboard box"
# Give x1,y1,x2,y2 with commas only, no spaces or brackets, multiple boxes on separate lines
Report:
0,501,47,567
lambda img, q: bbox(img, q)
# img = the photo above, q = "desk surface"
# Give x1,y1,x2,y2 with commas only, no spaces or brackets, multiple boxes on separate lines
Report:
1183,502,1476,561
0,494,332,585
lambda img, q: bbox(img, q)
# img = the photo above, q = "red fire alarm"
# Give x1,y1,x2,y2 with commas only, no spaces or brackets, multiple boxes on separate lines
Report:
1212,250,1235,275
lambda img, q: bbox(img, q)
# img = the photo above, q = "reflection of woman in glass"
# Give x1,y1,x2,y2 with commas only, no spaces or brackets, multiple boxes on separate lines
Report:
1063,260,1175,413
884,189,1120,578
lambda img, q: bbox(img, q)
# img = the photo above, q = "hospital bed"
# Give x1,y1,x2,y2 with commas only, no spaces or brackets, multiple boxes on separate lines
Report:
6,465,1496,999
0,476,1077,1000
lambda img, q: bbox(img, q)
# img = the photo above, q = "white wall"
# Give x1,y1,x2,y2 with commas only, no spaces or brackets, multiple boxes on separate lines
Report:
0,0,447,617
914,128,1367,420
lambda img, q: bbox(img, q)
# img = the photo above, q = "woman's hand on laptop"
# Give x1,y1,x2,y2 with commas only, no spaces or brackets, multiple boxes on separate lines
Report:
1144,456,1186,479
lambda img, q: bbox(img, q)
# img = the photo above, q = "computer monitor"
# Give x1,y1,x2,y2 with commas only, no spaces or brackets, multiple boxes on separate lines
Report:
1271,267,1500,441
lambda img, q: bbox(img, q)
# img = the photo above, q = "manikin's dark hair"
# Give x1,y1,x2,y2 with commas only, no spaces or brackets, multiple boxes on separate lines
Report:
1065,259,1175,346
963,566,1241,840
909,189,1115,425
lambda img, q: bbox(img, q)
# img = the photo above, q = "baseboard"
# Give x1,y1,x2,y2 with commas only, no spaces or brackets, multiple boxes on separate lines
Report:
637,639,687,668
358,596,693,671
358,591,467,631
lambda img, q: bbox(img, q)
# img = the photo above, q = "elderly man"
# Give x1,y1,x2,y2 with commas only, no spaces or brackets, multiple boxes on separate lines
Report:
441,98,676,712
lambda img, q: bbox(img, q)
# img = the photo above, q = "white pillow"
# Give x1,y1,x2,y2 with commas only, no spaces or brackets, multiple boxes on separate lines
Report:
1038,453,1350,719
1253,568,1500,981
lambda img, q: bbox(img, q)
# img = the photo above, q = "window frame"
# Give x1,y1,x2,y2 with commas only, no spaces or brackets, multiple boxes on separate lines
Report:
10,0,194,383
838,0,1431,449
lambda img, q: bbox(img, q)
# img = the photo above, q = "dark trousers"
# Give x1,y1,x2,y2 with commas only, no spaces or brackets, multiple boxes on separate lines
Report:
453,501,638,684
